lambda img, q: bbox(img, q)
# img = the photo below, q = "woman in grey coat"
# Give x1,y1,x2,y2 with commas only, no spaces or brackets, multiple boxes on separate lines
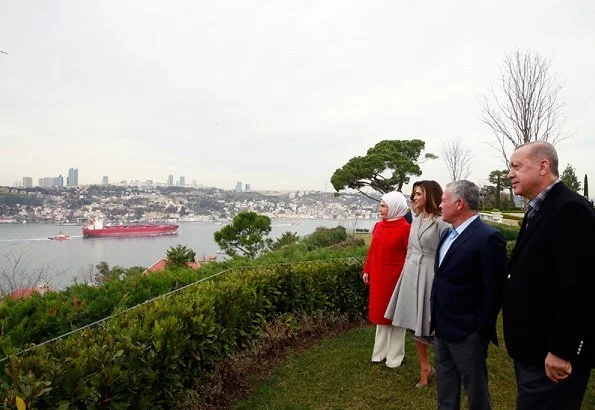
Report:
385,180,450,387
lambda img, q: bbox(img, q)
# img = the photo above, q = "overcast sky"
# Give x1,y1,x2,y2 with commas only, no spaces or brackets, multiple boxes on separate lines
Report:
1,1,593,193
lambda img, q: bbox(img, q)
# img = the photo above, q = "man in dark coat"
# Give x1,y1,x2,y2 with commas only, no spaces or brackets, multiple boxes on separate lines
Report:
504,141,595,409
431,180,507,410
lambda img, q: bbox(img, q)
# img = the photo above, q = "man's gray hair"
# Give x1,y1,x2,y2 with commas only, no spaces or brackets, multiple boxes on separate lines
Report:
446,180,480,211
515,141,559,177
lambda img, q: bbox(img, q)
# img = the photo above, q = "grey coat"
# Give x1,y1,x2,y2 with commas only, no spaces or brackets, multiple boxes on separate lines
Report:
385,214,450,336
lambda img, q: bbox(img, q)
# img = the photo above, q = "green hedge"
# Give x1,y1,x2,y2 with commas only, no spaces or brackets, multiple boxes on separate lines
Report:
0,267,211,361
486,221,520,241
1,259,367,408
0,240,369,363
504,213,524,222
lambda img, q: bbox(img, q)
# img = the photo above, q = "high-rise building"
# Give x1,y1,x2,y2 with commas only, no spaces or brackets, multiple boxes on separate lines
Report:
67,168,79,187
235,181,243,192
102,176,109,185
22,177,32,188
245,183,251,191
53,175,64,187
167,175,174,186
179,176,185,186
39,177,54,187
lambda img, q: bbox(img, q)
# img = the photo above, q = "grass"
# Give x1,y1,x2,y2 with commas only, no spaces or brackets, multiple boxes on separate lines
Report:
234,320,595,409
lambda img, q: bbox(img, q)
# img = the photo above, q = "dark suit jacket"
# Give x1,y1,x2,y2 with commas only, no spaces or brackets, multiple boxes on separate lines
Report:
503,182,595,367
431,217,507,344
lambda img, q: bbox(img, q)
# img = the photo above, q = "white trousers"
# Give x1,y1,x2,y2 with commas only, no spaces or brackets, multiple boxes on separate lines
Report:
372,325,406,367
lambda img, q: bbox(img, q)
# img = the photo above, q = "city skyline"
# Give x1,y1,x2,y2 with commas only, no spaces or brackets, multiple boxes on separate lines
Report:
15,171,235,189
1,2,594,192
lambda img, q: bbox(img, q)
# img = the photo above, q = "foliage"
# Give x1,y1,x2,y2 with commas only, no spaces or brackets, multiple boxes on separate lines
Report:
0,259,367,407
560,163,582,192
0,231,369,363
268,231,300,251
327,237,366,251
214,212,272,259
488,170,513,210
177,310,361,409
585,174,589,198
485,221,520,241
0,194,44,207
0,265,207,362
503,213,524,222
166,245,196,268
300,226,348,251
481,49,567,166
331,139,436,201
79,261,131,286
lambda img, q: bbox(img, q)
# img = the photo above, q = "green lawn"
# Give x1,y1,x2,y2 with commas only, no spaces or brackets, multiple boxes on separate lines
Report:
234,321,595,409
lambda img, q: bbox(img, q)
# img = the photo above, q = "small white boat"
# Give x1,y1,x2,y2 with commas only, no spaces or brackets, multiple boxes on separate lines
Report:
49,232,71,240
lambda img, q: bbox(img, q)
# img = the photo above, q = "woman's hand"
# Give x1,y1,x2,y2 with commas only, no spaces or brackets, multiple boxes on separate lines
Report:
362,273,369,285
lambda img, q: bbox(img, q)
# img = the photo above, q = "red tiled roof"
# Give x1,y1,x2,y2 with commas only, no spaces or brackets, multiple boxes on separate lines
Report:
10,288,38,299
143,258,200,274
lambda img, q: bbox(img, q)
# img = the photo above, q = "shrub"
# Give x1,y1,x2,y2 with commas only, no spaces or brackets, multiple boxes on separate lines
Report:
486,221,520,241
328,237,366,251
0,267,207,361
301,226,348,250
504,214,524,222
1,259,367,407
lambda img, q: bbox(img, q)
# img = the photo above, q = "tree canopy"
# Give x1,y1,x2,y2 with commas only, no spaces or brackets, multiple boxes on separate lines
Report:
487,170,513,209
269,231,300,251
331,139,436,201
165,244,196,268
560,164,582,192
214,211,272,259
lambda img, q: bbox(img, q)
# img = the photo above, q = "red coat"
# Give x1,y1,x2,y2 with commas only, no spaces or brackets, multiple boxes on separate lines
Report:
363,218,410,325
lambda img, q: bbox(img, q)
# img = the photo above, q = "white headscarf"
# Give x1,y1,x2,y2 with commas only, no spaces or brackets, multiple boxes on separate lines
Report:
381,191,409,221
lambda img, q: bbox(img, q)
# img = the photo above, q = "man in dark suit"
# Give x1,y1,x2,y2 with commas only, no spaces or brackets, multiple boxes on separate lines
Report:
504,141,595,409
431,180,507,410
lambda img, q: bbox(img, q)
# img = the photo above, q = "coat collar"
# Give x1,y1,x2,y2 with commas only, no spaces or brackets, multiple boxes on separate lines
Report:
509,182,565,267
436,217,481,271
417,214,436,238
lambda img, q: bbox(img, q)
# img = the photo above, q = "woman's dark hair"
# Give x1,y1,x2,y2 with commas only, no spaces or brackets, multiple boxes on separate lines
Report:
417,180,443,216
410,180,424,201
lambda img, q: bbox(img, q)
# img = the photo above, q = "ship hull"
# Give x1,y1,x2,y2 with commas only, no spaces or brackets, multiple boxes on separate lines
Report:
83,224,179,237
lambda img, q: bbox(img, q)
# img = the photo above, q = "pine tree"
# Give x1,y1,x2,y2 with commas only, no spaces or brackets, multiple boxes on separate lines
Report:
584,174,589,198
560,164,581,192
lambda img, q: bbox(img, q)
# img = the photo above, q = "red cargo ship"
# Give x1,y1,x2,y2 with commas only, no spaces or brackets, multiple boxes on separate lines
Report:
82,218,178,237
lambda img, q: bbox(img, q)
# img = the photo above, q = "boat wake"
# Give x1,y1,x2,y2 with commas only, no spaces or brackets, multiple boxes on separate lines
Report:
0,235,83,242
0,238,52,242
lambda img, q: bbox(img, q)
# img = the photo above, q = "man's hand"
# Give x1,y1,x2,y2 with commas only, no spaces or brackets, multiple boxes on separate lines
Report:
362,273,369,285
545,352,572,383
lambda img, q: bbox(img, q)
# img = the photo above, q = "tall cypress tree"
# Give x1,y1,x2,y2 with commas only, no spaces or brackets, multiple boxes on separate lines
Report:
584,174,589,198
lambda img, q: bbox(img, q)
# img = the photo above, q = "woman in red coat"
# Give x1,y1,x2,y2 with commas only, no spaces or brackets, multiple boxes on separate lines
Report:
362,191,410,367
